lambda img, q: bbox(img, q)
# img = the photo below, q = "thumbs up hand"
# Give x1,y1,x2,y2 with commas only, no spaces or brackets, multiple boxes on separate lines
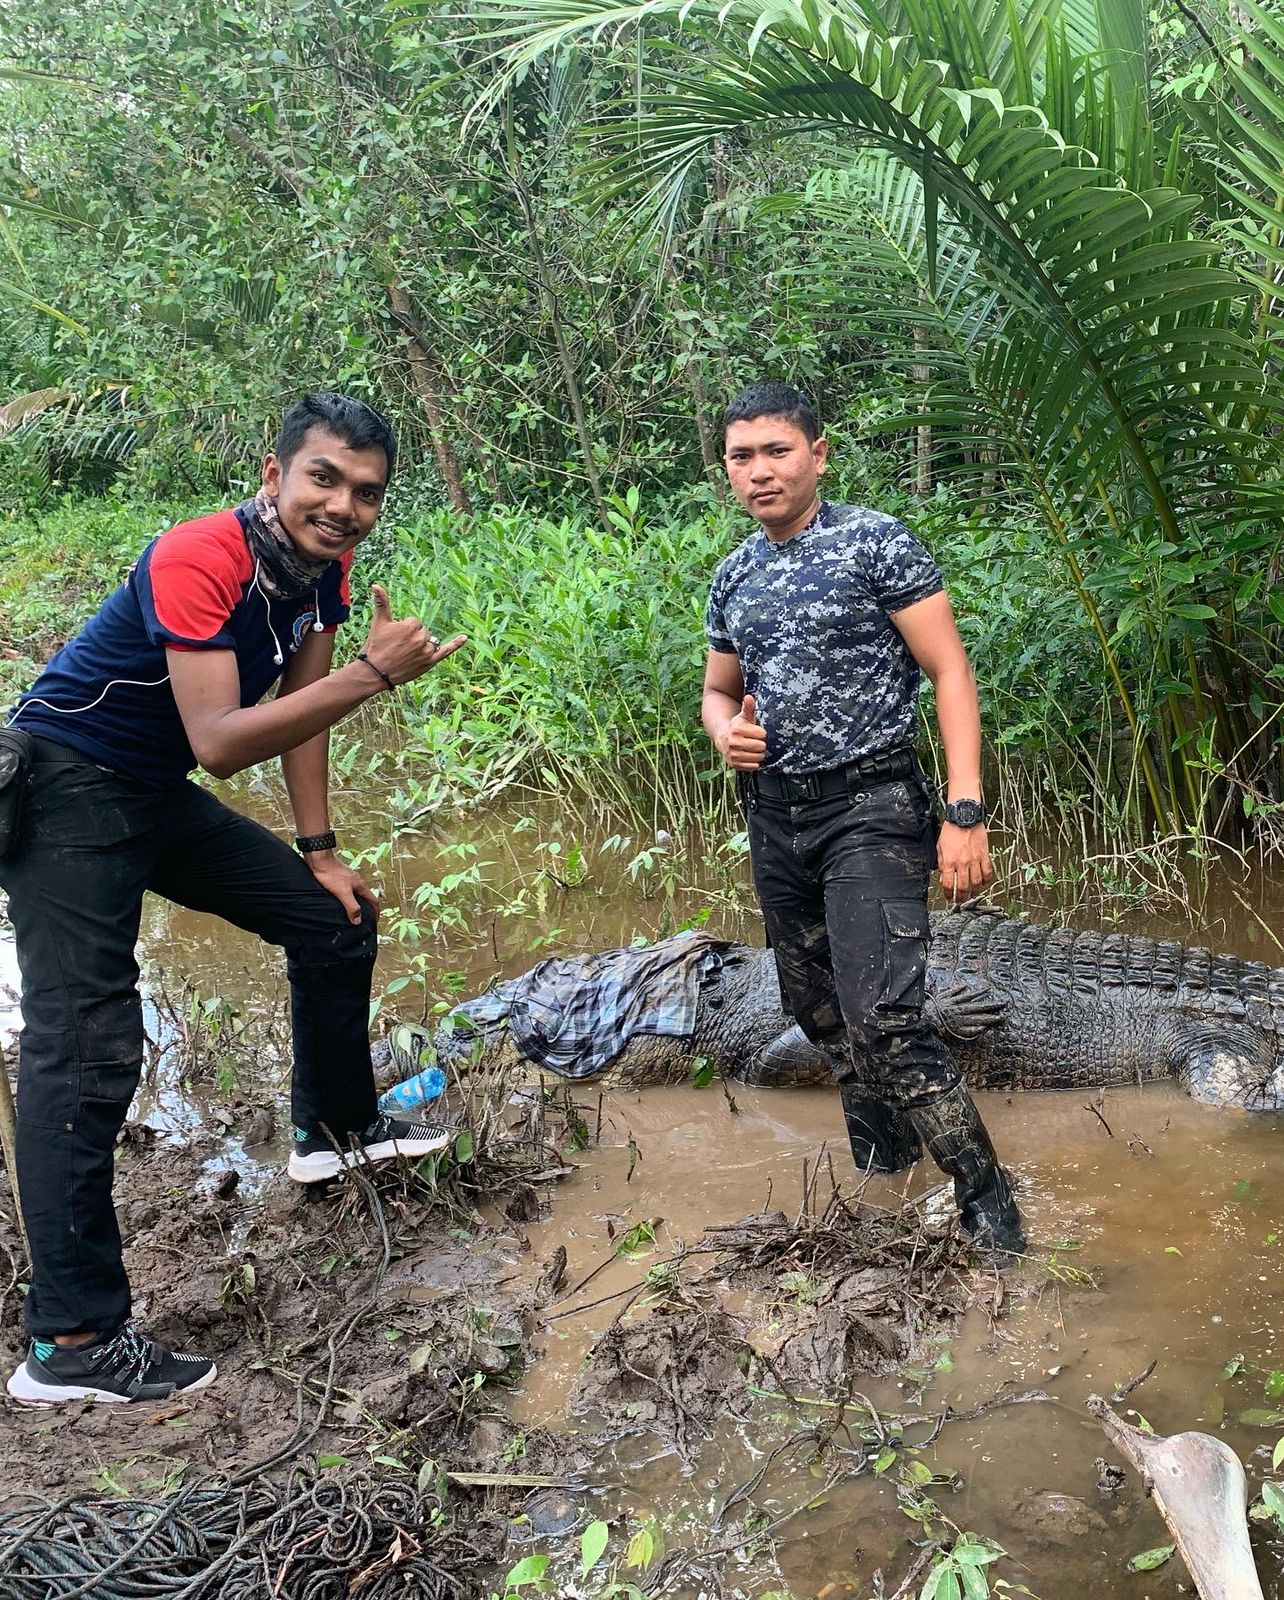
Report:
718,692,768,771
361,584,467,688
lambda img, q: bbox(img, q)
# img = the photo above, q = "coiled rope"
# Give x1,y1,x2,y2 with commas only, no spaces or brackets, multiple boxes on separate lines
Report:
0,1471,494,1600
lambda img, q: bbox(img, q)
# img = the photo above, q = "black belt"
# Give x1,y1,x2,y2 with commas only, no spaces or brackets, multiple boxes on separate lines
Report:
747,746,917,805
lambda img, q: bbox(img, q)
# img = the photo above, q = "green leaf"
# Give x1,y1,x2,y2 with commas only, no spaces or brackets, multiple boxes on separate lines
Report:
625,1525,655,1569
504,1554,549,1589
1127,1545,1174,1572
1261,1480,1284,1520
317,1454,348,1469
581,1518,610,1575
920,1565,962,1600
960,1566,990,1600
688,1056,716,1088
953,1537,1003,1565
1265,1372,1284,1400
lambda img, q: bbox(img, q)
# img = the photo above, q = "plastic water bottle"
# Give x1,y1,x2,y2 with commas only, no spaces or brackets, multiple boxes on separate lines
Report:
379,1064,447,1114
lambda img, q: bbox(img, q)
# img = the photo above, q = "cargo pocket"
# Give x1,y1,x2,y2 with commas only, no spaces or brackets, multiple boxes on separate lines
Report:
878,899,929,1016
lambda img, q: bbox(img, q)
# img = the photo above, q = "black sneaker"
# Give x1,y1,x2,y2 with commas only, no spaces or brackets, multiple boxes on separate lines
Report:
287,1113,453,1184
6,1324,217,1405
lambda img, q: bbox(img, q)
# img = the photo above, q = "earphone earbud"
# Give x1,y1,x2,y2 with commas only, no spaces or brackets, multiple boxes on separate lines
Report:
254,560,288,669
312,620,324,633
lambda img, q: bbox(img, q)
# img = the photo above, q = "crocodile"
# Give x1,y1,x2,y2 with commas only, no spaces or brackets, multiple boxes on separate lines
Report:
378,909,1284,1112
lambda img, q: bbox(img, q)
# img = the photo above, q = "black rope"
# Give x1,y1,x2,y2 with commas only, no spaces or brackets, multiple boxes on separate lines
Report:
0,1471,495,1600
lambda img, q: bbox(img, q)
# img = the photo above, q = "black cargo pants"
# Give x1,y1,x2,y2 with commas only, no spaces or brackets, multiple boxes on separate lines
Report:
0,737,379,1337
743,765,961,1108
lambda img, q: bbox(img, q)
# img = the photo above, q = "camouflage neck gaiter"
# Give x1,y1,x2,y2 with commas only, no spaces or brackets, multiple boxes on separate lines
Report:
239,487,332,601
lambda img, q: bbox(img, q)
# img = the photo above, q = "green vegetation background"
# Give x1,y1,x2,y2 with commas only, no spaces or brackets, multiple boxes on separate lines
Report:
4,0,1284,844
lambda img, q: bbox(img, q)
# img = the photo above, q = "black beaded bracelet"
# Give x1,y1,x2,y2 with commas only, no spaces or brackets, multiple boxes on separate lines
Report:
295,830,337,855
357,651,396,693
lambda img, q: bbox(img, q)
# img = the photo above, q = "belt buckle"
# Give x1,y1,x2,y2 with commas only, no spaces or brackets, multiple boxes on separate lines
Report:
802,772,822,801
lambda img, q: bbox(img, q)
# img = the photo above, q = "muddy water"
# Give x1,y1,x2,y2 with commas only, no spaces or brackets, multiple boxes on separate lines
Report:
3,783,1284,1596
518,1079,1284,1596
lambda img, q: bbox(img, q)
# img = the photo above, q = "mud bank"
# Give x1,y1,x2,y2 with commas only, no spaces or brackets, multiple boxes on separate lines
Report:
0,1078,1001,1598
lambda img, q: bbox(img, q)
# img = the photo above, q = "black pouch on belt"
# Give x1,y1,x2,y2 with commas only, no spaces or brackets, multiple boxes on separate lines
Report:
0,726,33,860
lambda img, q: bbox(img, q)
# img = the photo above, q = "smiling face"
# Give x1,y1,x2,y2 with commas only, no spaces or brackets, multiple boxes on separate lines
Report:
724,414,829,540
260,425,389,562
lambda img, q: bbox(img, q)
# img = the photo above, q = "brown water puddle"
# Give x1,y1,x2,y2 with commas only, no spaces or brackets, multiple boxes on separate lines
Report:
4,785,1284,1595
512,1078,1284,1596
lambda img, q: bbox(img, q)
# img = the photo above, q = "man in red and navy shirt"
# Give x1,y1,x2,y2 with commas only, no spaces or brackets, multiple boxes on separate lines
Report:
1,392,467,1405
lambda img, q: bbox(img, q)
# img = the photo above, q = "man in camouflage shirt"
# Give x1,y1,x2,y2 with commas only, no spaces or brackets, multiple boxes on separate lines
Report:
702,381,1024,1256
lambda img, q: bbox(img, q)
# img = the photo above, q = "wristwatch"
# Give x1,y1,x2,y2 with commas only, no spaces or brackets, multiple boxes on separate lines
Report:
944,798,986,828
295,830,338,854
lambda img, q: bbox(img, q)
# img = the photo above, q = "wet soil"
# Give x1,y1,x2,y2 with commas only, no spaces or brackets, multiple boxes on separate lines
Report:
513,1077,1284,1598
0,1127,583,1499
0,1092,998,1599
5,790,1284,1597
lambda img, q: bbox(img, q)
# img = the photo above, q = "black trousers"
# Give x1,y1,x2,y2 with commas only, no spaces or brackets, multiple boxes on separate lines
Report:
743,768,961,1108
0,738,378,1337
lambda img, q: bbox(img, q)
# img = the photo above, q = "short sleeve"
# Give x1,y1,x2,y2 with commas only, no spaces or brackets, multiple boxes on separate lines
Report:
144,523,246,649
704,565,736,653
866,518,944,614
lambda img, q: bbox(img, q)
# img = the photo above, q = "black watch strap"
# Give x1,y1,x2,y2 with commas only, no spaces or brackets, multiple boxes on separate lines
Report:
295,830,337,854
944,798,986,828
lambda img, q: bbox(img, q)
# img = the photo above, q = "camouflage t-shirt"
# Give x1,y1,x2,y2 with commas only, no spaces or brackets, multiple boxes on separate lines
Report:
704,501,943,774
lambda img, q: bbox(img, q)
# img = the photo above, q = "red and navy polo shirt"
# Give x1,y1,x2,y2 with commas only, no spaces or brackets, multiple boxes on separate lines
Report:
13,507,353,787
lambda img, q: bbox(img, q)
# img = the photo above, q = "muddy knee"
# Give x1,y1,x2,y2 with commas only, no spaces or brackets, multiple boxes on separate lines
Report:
847,1019,960,1108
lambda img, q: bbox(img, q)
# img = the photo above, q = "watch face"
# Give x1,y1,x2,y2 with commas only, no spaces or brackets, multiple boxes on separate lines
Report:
948,798,985,827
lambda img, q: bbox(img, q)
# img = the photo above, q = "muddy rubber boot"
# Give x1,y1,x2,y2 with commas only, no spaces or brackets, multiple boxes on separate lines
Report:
840,1085,924,1175
908,1082,1026,1257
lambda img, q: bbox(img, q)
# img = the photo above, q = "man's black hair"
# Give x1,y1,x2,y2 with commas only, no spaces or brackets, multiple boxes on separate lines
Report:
722,381,820,444
276,392,398,481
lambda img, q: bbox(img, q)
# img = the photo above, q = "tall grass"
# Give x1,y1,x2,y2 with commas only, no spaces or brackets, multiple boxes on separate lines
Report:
359,489,742,833
4,487,1269,857
0,499,189,689
364,487,1136,840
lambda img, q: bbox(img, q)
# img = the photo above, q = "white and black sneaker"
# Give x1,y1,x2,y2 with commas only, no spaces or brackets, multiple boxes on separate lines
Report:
287,1113,454,1184
7,1324,217,1405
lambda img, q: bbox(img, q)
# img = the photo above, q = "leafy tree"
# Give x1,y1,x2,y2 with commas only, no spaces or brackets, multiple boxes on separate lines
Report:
464,0,1284,833
0,0,821,513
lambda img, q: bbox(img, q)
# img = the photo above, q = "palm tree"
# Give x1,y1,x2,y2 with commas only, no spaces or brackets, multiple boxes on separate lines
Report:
461,0,1284,836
